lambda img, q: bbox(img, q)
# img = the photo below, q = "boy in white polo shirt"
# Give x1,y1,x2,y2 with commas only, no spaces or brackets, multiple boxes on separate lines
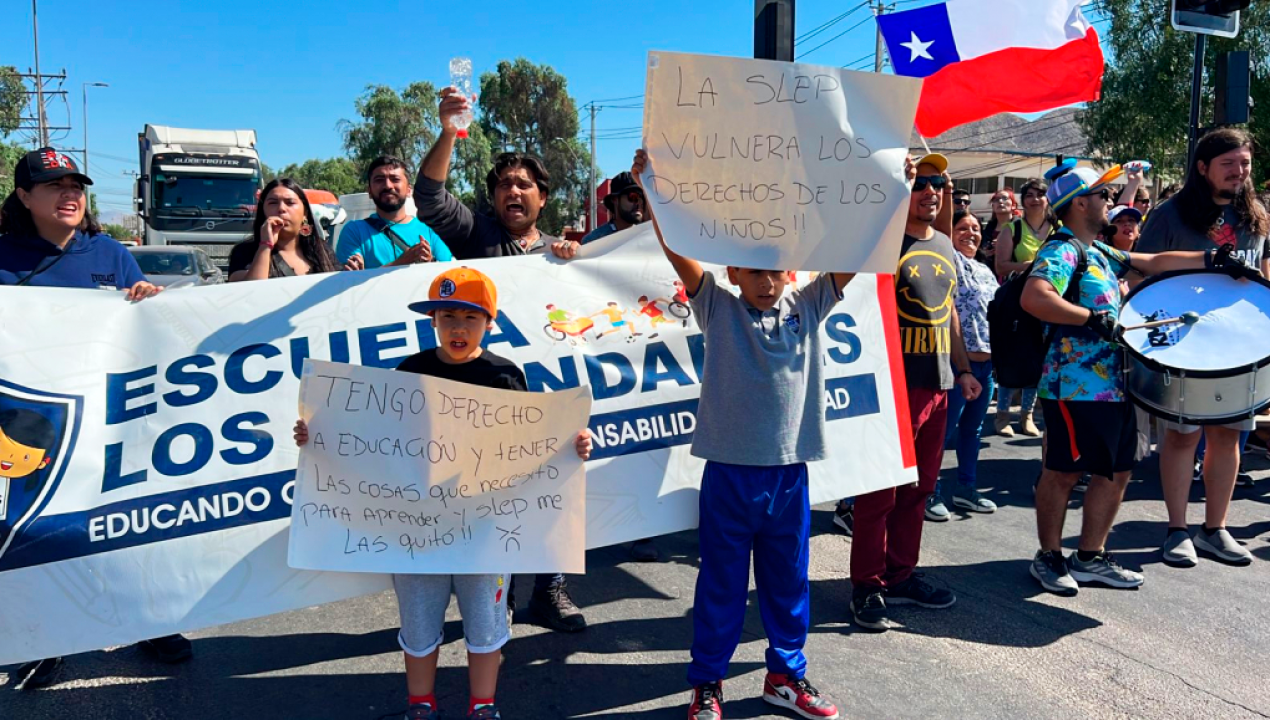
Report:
632,150,855,720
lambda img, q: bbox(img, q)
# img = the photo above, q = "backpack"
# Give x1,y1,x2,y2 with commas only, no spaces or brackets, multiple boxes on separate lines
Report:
988,237,1087,389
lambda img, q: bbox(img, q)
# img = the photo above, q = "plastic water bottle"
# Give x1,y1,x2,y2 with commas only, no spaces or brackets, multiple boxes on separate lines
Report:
1125,160,1152,175
449,57,475,139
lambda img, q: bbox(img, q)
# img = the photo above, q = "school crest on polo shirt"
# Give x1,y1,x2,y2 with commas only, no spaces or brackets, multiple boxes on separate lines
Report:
0,379,83,571
783,312,801,335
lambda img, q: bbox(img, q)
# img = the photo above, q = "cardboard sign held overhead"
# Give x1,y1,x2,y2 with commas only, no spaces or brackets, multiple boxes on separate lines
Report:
641,51,921,272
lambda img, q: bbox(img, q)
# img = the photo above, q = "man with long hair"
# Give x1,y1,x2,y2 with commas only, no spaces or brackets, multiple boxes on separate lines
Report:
1137,128,1269,568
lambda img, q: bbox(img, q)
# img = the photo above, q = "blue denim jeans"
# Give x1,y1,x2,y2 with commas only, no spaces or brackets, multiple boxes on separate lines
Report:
995,385,1037,415
938,360,996,498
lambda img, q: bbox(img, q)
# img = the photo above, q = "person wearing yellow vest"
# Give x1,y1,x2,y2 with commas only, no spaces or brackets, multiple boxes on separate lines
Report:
992,179,1057,437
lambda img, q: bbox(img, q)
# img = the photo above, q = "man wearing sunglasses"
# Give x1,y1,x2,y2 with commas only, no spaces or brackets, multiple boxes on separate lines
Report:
850,153,982,632
552,172,650,260
1020,165,1244,596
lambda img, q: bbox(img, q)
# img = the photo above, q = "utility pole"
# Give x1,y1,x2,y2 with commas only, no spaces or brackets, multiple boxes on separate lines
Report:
873,1,892,72
754,0,795,61
588,103,598,232
31,0,48,146
1187,34,1207,171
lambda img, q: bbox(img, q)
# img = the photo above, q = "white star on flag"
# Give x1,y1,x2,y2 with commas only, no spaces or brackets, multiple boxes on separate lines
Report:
901,31,936,62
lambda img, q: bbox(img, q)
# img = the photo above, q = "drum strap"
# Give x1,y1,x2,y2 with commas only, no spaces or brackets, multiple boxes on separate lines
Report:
1043,237,1089,360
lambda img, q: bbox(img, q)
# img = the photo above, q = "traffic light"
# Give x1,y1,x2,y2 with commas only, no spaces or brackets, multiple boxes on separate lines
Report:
1172,0,1253,38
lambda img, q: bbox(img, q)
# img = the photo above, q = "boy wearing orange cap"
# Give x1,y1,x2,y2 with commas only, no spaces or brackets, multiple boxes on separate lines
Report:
294,266,593,720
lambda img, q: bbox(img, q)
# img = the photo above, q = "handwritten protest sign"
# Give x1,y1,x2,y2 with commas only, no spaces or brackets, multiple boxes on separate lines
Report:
641,51,922,272
288,360,592,575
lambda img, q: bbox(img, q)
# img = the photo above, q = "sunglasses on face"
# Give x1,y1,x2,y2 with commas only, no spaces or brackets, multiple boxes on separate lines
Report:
623,191,644,205
952,197,971,206
912,175,948,192
1137,199,1152,207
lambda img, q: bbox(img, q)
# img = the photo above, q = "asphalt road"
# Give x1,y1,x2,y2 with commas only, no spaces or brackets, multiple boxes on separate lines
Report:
4,426,1270,719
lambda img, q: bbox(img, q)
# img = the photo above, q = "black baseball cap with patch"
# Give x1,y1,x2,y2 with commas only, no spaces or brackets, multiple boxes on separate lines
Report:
14,147,93,190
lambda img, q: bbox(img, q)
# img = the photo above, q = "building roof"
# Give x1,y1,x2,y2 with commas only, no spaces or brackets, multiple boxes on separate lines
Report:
913,108,1093,160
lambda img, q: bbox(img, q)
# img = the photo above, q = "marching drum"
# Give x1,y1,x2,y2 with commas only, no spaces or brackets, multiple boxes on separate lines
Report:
1120,270,1270,425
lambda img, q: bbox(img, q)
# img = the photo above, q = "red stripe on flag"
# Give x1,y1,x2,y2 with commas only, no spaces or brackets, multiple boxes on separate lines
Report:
875,274,917,469
914,28,1104,138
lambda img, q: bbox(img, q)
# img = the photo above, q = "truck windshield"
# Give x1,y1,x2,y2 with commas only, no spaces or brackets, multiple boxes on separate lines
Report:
152,172,259,216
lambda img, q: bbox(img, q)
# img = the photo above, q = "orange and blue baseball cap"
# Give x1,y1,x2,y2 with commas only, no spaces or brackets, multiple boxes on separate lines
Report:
408,266,498,318
1047,166,1123,212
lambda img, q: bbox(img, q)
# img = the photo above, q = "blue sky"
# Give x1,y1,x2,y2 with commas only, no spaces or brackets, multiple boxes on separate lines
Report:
3,1,1107,219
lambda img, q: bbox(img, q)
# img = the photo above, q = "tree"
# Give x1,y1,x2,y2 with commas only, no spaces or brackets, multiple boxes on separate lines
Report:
0,140,25,199
477,59,593,233
0,66,25,138
338,81,494,208
102,223,131,241
275,157,362,196
1080,2,1270,183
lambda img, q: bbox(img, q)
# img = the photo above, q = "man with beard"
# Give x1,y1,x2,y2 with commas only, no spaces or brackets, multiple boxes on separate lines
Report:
551,172,649,261
415,87,565,259
337,156,452,270
849,153,982,632
1137,128,1270,569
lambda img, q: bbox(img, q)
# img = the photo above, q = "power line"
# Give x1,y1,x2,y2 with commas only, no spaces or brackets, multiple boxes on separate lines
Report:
792,13,873,60
797,1,870,43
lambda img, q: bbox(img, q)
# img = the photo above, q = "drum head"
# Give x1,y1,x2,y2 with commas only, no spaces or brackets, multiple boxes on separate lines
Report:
1121,270,1270,372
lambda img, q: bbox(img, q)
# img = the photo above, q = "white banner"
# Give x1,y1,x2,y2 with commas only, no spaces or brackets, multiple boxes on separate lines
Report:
0,225,914,664
641,51,922,272
290,360,591,574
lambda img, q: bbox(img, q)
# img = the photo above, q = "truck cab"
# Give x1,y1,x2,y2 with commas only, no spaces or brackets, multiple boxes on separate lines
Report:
135,125,263,270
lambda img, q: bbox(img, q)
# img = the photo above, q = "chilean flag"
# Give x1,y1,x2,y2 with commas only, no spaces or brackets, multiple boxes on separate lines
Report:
878,0,1104,137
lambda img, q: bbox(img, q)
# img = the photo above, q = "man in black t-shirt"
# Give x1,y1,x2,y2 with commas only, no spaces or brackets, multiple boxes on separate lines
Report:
1137,129,1269,568
850,154,982,632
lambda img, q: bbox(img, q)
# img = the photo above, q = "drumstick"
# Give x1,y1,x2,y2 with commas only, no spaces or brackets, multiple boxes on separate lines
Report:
1122,311,1200,332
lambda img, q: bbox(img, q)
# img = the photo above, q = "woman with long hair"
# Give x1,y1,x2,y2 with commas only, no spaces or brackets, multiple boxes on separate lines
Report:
981,188,1018,260
228,178,338,281
0,147,178,689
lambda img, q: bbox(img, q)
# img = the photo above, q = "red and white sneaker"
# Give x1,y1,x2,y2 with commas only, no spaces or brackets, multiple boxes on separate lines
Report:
763,673,839,719
687,681,723,720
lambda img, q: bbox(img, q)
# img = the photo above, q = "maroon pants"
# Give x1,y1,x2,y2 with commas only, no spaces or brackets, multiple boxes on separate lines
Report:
850,386,947,590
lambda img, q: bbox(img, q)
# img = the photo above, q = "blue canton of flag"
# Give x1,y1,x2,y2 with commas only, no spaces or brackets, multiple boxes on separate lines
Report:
876,2,960,79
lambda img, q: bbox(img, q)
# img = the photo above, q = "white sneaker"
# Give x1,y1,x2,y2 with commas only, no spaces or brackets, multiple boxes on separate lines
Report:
1068,551,1144,588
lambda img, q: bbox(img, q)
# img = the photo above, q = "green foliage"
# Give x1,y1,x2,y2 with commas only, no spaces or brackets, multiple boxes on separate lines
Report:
0,66,25,138
274,157,362,196
1080,1,1270,183
0,140,26,198
478,58,593,233
101,222,132,241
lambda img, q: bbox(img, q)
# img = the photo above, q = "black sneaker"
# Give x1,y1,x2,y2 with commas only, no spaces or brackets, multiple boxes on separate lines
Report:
887,573,956,609
17,657,63,690
138,633,193,663
688,681,723,720
832,502,854,537
850,587,888,631
630,538,660,562
1073,474,1091,493
530,577,587,633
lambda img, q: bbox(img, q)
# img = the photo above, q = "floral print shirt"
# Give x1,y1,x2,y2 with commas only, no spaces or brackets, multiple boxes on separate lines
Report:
953,253,997,354
1028,231,1133,402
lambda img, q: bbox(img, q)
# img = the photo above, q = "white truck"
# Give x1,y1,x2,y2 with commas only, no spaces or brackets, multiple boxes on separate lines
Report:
134,125,264,269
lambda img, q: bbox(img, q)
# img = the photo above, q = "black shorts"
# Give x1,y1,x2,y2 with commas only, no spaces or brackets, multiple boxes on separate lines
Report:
1040,399,1137,478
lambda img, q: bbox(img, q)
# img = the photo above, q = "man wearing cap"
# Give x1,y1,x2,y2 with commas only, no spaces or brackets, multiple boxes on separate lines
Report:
849,153,982,632
0,148,185,689
1137,128,1270,569
584,172,647,244
1020,164,1249,596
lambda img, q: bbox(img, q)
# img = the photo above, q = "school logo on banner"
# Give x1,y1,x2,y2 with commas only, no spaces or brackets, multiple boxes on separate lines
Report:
0,380,82,569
